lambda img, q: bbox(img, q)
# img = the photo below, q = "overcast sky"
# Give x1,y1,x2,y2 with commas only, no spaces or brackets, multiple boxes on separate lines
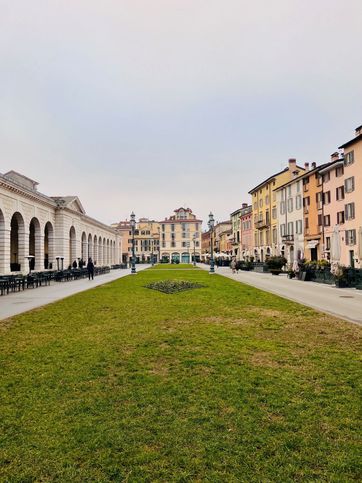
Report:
1,0,361,226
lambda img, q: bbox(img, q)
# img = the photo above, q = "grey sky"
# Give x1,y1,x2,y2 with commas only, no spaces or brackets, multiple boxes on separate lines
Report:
1,0,361,226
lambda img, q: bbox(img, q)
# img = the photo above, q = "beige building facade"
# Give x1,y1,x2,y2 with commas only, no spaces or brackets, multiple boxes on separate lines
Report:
160,208,202,263
0,171,120,275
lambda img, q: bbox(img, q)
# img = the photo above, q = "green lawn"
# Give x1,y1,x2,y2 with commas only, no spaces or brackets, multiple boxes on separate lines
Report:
0,266,361,482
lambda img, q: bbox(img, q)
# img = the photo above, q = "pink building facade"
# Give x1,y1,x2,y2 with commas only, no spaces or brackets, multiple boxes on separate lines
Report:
321,126,362,268
240,204,253,260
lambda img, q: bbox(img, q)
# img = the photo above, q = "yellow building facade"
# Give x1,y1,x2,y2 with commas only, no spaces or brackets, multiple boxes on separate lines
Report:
249,159,305,262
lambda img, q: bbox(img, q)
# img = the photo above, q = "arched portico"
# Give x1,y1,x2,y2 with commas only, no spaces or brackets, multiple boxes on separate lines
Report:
10,212,26,272
0,209,6,274
44,221,54,269
88,234,93,262
93,235,98,264
29,217,42,271
69,226,77,266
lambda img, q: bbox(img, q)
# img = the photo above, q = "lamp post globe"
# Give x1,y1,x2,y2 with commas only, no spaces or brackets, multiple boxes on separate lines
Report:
130,212,137,274
208,212,215,274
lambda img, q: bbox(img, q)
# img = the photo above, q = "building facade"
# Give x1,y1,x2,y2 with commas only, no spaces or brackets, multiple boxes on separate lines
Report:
230,207,242,259
160,208,202,262
249,159,305,262
240,204,253,260
0,171,120,275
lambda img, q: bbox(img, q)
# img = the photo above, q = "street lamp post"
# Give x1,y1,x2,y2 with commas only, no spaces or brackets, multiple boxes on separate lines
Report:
193,232,197,267
208,212,215,274
130,212,137,274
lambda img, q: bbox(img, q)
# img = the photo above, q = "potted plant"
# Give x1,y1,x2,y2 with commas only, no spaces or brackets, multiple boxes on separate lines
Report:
266,256,287,275
331,262,348,288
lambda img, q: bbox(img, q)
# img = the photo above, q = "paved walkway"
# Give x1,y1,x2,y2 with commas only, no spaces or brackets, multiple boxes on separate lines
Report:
197,264,362,325
0,265,150,320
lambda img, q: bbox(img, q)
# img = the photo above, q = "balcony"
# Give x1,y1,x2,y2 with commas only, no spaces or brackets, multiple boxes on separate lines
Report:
255,219,270,229
282,234,294,244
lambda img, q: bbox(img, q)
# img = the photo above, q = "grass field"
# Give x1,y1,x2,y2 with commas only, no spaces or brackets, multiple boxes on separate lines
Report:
0,266,361,481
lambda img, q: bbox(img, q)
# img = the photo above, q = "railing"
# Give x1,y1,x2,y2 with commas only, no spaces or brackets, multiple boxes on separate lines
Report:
255,220,270,229
282,234,294,243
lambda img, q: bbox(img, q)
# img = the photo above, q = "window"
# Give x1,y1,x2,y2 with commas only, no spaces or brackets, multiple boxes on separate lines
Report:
296,220,303,234
171,242,176,247
287,198,293,213
287,222,293,235
316,192,323,208
326,237,330,250
162,224,165,231
335,165,344,177
323,191,331,205
318,214,323,226
265,211,270,224
345,203,355,220
195,223,199,231
162,241,166,248
272,207,277,219
254,202,257,210
296,180,301,192
303,196,310,206
287,186,292,196
337,211,345,224
344,151,354,166
171,224,175,231
305,217,309,229
345,229,356,245
280,224,286,236
344,177,355,193
272,192,276,201
265,195,269,205
182,242,187,247
280,201,286,215
296,194,302,209
317,175,322,186
323,215,330,226
254,233,258,246
336,186,345,201
259,199,263,208
272,228,277,244
323,171,330,183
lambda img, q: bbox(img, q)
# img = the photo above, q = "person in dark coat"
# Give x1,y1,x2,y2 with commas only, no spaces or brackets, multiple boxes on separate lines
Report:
87,257,94,280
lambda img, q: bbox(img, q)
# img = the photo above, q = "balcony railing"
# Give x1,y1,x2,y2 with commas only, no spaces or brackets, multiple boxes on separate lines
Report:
282,234,294,243
255,219,270,229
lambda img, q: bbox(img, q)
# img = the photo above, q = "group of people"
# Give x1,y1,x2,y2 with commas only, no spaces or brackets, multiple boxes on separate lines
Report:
69,258,95,280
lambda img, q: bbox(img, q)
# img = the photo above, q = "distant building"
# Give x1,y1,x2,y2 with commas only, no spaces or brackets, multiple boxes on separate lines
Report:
240,204,253,260
230,207,243,259
160,208,202,263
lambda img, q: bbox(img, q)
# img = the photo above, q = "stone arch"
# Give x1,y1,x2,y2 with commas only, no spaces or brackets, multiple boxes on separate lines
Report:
88,233,93,262
29,217,42,271
10,212,26,272
103,238,106,265
81,231,87,262
171,252,180,262
44,221,54,269
93,235,98,264
69,226,77,266
0,209,6,274
98,237,103,265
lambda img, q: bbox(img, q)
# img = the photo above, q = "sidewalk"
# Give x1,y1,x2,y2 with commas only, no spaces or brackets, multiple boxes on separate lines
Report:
198,264,362,325
0,265,150,320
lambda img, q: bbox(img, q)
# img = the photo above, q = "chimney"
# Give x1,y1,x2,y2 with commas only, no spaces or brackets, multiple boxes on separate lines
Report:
304,162,310,171
355,125,362,136
330,152,339,162
288,158,297,177
311,162,317,169
242,203,248,208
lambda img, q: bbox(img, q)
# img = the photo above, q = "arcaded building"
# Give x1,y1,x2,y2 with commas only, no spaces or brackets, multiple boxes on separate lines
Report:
0,171,120,275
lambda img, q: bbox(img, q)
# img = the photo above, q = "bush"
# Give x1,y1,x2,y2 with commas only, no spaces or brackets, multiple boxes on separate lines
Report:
265,256,287,270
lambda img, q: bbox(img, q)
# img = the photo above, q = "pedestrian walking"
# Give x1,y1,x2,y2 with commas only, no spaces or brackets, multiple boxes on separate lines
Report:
87,257,95,280
230,258,236,274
